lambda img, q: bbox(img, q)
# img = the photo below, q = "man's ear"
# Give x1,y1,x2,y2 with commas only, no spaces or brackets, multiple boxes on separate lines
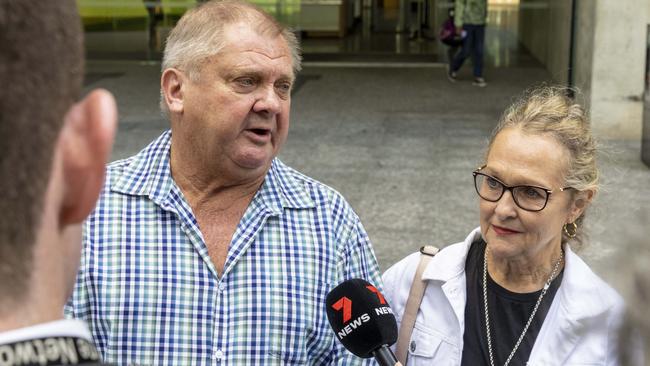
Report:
59,89,117,226
161,68,185,114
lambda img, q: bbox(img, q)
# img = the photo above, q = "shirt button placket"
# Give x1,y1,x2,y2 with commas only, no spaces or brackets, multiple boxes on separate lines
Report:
212,349,225,363
213,280,227,364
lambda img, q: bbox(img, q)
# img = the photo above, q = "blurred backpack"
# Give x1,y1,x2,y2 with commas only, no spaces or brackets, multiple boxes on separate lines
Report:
439,9,463,46
439,17,456,44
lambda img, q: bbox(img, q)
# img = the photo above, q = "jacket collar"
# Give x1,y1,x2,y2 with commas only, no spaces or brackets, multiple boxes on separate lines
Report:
422,227,482,282
111,130,314,212
556,245,622,320
529,245,623,364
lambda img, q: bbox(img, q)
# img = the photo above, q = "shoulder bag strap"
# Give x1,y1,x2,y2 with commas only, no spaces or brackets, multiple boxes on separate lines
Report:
395,245,439,365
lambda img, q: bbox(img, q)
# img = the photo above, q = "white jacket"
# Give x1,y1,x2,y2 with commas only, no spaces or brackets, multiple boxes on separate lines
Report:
382,228,625,366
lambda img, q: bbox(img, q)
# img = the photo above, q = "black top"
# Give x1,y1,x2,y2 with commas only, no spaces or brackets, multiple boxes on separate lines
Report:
460,239,563,366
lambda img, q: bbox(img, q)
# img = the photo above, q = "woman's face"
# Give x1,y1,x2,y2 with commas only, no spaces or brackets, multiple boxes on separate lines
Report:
479,127,584,262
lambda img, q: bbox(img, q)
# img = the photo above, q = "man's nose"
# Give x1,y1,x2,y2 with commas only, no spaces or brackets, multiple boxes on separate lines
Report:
253,85,282,115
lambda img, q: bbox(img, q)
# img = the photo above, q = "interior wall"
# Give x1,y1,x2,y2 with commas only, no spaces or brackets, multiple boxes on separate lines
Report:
518,0,572,84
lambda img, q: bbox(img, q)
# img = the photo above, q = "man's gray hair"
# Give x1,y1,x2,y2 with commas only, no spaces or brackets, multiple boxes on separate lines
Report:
160,0,302,114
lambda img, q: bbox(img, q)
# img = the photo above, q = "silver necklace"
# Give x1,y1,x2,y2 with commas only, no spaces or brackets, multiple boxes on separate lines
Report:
483,246,563,366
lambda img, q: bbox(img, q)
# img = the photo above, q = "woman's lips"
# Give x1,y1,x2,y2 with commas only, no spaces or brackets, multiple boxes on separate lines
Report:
492,225,522,235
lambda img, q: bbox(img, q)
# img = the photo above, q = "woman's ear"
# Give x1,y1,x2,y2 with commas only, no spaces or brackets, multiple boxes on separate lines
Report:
58,89,117,226
568,189,595,223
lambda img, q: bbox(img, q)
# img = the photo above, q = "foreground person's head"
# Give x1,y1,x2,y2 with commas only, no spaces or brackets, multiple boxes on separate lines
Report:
0,0,116,327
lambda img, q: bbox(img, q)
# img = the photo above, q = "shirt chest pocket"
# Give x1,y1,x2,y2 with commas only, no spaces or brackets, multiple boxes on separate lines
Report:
266,278,331,365
406,323,460,366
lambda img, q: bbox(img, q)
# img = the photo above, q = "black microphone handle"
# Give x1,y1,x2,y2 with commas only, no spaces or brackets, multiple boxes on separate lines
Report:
372,344,403,366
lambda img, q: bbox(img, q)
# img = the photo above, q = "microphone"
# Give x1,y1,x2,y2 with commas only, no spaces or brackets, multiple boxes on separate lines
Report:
325,278,402,366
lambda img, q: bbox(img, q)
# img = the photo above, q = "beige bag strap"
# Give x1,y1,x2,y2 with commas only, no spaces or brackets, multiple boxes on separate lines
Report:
395,245,439,365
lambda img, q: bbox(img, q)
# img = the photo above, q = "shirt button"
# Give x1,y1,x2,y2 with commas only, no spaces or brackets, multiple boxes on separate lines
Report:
213,349,224,361
409,340,416,353
218,282,226,292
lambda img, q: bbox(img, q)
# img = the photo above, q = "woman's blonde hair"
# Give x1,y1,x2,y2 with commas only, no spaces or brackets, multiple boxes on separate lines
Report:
487,85,598,249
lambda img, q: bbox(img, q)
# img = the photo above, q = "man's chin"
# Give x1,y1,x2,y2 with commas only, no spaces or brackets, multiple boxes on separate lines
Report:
234,153,274,172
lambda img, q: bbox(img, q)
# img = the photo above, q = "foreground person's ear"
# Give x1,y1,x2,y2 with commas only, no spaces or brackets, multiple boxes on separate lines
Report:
59,89,117,225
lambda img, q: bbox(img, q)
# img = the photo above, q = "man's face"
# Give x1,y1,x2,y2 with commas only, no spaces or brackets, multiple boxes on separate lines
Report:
179,22,294,175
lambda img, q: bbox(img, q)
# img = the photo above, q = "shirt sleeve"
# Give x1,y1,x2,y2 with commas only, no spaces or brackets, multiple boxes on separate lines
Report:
329,208,383,365
454,0,465,28
338,211,383,290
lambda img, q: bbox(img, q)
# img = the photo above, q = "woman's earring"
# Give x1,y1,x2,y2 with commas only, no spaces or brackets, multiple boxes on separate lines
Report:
563,222,578,238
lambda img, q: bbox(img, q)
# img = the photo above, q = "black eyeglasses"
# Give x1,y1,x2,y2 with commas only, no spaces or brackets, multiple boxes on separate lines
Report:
472,165,570,212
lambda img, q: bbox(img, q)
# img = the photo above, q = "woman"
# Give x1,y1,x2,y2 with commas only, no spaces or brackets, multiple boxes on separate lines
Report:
383,86,624,365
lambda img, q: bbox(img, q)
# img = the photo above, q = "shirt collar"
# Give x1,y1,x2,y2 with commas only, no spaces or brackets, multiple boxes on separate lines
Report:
0,319,92,345
256,159,315,214
111,129,174,207
111,130,314,211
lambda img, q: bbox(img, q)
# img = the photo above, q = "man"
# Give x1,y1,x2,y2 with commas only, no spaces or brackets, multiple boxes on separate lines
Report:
66,1,382,364
0,1,117,364
447,0,488,87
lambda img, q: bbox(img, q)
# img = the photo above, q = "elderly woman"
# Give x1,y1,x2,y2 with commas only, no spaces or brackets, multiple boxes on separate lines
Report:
383,86,624,366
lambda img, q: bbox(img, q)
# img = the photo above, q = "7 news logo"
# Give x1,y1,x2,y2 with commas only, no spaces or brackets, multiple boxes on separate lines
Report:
331,285,393,339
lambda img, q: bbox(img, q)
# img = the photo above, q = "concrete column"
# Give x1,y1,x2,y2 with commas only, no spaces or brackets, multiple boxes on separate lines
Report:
574,0,648,140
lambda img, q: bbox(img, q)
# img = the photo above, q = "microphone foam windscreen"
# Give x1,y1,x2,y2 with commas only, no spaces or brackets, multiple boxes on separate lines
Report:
325,278,398,358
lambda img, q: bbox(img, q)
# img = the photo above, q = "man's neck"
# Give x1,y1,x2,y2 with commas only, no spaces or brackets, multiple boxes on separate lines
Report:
170,149,268,209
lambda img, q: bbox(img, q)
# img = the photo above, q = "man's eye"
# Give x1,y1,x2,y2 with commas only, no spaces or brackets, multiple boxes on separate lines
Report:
236,78,255,87
276,82,292,94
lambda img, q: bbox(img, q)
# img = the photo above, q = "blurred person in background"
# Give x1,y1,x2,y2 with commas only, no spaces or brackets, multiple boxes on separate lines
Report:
447,0,488,87
0,1,117,364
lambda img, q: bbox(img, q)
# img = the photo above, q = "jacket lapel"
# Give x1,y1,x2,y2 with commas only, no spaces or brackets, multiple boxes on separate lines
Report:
527,245,618,365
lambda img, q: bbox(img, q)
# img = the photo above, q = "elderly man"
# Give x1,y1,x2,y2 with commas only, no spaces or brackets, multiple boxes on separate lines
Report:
66,1,381,364
0,1,117,364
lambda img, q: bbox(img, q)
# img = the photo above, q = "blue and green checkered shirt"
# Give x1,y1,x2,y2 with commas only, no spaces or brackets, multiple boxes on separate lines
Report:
65,130,382,365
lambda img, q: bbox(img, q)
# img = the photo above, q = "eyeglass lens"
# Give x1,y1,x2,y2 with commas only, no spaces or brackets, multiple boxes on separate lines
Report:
474,173,549,211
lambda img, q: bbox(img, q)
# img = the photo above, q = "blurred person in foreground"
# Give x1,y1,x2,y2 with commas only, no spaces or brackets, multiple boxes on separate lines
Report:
65,1,381,364
0,1,117,364
384,86,626,365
